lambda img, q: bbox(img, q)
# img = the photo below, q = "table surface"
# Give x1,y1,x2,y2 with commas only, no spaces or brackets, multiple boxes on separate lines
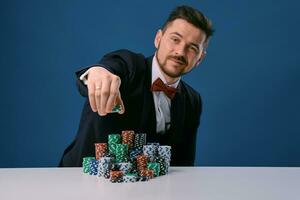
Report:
0,167,299,200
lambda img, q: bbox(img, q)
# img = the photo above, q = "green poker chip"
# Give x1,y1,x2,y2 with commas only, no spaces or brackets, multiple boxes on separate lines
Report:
108,134,121,143
108,134,121,154
111,104,123,113
82,157,95,173
125,173,138,177
147,162,160,177
115,144,129,162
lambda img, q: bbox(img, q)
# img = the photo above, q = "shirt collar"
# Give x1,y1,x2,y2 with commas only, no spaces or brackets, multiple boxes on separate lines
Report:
151,52,180,88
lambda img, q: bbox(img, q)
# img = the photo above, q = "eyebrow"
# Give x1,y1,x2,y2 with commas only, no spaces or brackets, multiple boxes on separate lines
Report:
170,32,200,50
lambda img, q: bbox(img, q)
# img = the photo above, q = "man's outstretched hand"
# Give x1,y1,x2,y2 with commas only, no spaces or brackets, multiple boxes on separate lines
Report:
86,67,125,116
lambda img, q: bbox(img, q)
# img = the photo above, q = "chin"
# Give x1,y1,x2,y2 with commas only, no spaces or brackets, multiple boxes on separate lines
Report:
169,63,185,71
164,68,183,78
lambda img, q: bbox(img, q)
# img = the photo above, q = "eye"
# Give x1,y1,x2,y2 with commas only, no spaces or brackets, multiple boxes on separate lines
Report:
189,46,199,53
170,37,180,43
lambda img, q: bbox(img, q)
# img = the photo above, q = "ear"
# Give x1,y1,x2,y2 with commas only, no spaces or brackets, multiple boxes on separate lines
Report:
196,50,206,66
154,29,163,49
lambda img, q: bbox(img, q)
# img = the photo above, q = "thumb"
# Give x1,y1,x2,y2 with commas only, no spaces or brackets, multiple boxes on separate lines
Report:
115,92,125,114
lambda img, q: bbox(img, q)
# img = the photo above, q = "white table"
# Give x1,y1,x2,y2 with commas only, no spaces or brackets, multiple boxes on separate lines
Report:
0,167,299,200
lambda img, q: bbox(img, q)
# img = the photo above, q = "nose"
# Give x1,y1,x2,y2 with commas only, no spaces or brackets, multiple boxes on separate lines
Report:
174,43,186,56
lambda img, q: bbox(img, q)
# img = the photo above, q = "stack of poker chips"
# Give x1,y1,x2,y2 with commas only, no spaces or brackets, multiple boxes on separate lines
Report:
121,130,135,149
157,146,172,175
108,134,121,155
134,133,146,150
82,130,171,183
115,144,129,162
97,157,114,179
95,143,107,160
110,171,123,183
143,143,159,162
82,157,95,174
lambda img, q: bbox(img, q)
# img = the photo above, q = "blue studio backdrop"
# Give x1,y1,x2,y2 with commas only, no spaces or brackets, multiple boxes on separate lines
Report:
1,0,299,167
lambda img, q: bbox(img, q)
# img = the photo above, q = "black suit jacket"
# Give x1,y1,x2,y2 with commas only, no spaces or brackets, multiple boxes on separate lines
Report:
59,49,202,166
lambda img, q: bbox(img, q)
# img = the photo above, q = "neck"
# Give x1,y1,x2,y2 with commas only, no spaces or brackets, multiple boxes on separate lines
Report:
163,74,180,85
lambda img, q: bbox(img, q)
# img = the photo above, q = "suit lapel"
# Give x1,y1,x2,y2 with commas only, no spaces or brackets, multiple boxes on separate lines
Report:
170,82,186,144
139,56,157,136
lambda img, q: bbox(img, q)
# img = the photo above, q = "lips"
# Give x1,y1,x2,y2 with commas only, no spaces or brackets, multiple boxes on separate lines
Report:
169,57,185,65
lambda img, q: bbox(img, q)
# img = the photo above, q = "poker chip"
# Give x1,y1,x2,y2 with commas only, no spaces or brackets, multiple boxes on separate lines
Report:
129,157,138,171
97,156,114,178
83,132,172,183
134,133,146,150
147,142,160,153
115,144,129,162
155,157,169,175
111,104,123,113
123,173,138,183
122,130,135,149
136,155,148,171
82,157,95,173
110,170,123,183
158,145,171,161
130,148,142,159
147,162,160,177
143,144,158,162
139,169,154,179
95,143,107,160
89,159,99,175
108,134,121,155
118,162,132,174
139,176,150,182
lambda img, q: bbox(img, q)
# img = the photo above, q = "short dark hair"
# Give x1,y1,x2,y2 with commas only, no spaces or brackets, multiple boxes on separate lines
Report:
162,5,214,43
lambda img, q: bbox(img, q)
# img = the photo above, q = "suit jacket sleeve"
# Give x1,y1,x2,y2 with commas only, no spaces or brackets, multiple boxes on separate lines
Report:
59,50,146,167
75,49,139,97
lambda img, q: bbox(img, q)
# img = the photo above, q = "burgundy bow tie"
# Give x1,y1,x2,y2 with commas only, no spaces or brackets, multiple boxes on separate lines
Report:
151,78,177,99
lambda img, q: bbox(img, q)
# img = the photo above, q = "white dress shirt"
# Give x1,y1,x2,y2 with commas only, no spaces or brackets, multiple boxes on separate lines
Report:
151,53,180,133
79,53,180,134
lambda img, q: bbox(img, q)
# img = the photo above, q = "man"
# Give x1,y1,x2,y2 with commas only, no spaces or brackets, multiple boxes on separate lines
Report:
59,5,214,167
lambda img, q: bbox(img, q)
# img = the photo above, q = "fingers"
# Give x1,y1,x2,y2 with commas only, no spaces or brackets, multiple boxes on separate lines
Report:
95,83,102,115
106,76,121,113
88,82,97,112
116,93,125,114
86,67,125,116
99,77,110,116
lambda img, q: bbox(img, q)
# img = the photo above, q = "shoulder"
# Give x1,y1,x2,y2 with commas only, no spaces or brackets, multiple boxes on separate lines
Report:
102,49,146,63
99,49,152,88
99,49,149,79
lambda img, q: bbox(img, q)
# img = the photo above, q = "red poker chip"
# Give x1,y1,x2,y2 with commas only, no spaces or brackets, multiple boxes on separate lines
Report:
122,130,135,149
95,143,107,160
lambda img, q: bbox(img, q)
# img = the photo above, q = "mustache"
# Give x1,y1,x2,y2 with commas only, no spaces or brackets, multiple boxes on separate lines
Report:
168,55,187,65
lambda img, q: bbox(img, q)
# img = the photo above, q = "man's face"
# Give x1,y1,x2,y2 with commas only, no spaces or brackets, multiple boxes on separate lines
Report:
154,18,207,83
